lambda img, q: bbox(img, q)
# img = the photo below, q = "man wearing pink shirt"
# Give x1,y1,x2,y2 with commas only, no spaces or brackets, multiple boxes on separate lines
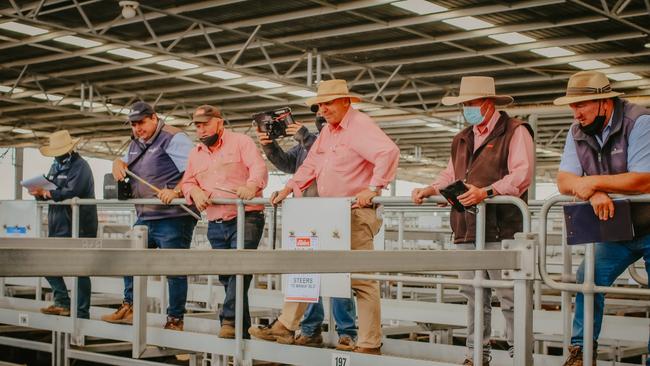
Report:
249,79,400,355
181,105,268,339
411,76,534,366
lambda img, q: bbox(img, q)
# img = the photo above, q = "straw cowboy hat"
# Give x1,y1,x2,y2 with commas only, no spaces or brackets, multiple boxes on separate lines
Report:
39,130,80,157
305,79,361,106
553,70,623,106
441,76,513,106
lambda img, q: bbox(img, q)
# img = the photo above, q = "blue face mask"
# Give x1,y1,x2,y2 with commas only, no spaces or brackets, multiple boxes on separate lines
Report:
462,106,484,125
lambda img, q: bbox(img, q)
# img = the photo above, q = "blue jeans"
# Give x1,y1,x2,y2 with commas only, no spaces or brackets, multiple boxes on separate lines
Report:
571,234,650,355
45,276,91,319
123,216,197,319
207,211,265,338
301,296,357,338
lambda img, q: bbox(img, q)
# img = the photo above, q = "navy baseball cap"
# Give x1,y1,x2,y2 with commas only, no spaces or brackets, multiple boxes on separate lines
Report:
126,101,155,123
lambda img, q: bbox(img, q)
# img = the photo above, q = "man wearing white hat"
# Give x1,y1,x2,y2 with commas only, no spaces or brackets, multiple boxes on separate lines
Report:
30,130,98,319
554,71,650,366
249,79,400,355
411,76,534,365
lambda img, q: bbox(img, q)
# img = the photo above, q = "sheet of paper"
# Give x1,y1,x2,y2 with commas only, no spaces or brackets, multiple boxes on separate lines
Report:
20,175,57,191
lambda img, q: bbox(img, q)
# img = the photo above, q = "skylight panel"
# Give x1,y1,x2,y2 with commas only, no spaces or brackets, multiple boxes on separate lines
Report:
247,80,283,89
443,16,494,30
54,35,102,48
530,46,575,58
288,89,317,97
0,21,48,36
156,60,199,70
203,70,242,80
107,48,152,59
606,72,642,81
569,60,610,70
489,32,535,45
391,0,447,14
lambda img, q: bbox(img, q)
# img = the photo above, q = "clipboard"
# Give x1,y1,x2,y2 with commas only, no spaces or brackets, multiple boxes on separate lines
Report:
563,199,634,245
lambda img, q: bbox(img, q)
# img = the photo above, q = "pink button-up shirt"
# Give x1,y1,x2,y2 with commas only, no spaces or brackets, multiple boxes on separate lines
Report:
181,129,268,221
431,111,534,196
288,108,400,197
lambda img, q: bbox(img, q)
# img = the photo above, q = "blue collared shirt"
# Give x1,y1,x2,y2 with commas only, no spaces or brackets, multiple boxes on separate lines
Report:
559,114,650,175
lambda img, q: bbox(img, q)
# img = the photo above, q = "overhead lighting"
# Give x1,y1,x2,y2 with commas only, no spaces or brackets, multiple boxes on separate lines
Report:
425,122,444,128
288,89,317,97
54,35,102,48
606,72,643,81
531,46,575,58
645,42,650,49
489,32,535,45
32,93,63,101
443,16,493,30
156,60,199,70
107,47,152,59
0,85,25,93
203,70,242,80
0,21,48,36
391,0,447,15
569,60,610,70
247,80,283,89
12,128,33,134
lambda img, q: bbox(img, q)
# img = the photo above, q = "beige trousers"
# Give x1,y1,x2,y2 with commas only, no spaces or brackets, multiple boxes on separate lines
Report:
278,207,383,348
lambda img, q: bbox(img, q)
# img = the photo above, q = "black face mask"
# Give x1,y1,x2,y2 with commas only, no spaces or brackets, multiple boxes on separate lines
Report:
55,152,72,165
315,116,327,132
579,101,607,137
199,132,219,147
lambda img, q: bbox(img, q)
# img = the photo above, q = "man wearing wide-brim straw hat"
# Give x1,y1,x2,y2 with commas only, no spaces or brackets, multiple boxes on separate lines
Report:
28,130,98,320
411,76,535,366
250,79,400,355
554,71,650,366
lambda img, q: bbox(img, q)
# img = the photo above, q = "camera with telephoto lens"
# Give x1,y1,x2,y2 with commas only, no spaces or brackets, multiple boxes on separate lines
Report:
252,107,296,140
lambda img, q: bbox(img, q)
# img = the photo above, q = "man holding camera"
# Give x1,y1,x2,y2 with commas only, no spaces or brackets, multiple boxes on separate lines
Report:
256,114,358,349
250,79,399,355
181,104,268,339
411,76,534,365
105,101,197,331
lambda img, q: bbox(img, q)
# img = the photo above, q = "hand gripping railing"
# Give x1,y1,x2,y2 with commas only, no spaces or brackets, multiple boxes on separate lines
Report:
538,194,650,366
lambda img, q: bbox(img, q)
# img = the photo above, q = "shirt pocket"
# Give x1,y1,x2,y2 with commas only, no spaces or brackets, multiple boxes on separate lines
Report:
332,143,352,171
220,153,247,184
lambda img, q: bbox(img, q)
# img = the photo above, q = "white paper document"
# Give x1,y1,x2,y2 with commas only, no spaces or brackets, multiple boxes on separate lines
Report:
21,175,57,191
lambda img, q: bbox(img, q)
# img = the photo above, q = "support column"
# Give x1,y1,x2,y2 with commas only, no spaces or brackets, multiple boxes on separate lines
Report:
14,148,23,200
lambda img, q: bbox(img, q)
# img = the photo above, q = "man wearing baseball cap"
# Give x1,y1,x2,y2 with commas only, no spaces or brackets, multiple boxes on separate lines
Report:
103,101,197,331
554,71,650,366
31,130,97,319
249,79,399,355
411,76,535,365
180,105,268,339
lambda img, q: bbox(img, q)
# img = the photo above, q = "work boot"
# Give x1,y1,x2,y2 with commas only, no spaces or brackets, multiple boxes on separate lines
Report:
462,358,490,366
218,319,235,339
294,333,323,347
101,302,133,324
164,316,184,331
562,345,597,366
335,335,356,351
40,305,70,316
249,319,295,344
353,346,381,355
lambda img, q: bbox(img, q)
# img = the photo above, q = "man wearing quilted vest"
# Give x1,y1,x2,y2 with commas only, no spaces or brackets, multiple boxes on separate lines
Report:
555,71,650,366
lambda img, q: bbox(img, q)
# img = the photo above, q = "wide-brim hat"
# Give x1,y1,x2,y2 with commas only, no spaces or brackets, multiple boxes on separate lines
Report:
305,79,361,106
553,70,623,105
441,76,513,106
39,130,80,157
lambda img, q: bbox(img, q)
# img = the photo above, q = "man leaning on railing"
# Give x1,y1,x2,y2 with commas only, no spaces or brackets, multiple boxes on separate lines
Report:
554,71,650,366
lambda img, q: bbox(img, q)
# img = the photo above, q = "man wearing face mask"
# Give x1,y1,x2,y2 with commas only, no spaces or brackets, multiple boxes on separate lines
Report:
255,112,358,350
554,71,650,366
181,105,268,339
104,101,197,331
410,76,534,365
29,130,97,319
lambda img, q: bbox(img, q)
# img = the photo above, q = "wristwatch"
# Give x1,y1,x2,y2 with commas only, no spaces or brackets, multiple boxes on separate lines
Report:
484,186,495,198
173,187,182,197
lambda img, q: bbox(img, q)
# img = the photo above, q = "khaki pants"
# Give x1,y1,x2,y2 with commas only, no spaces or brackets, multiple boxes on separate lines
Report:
278,207,383,348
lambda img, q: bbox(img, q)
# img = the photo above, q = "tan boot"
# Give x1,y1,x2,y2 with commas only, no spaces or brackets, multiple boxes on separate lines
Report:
335,335,356,351
218,320,235,339
101,302,133,324
562,345,597,366
249,319,295,344
294,333,323,347
40,305,70,316
164,316,184,331
353,346,381,355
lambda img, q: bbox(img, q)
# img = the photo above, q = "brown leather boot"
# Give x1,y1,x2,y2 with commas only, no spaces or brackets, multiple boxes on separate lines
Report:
335,335,356,351
218,319,235,339
101,302,133,324
562,345,597,366
40,305,70,316
294,333,323,347
164,316,184,331
353,346,381,355
249,319,295,344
